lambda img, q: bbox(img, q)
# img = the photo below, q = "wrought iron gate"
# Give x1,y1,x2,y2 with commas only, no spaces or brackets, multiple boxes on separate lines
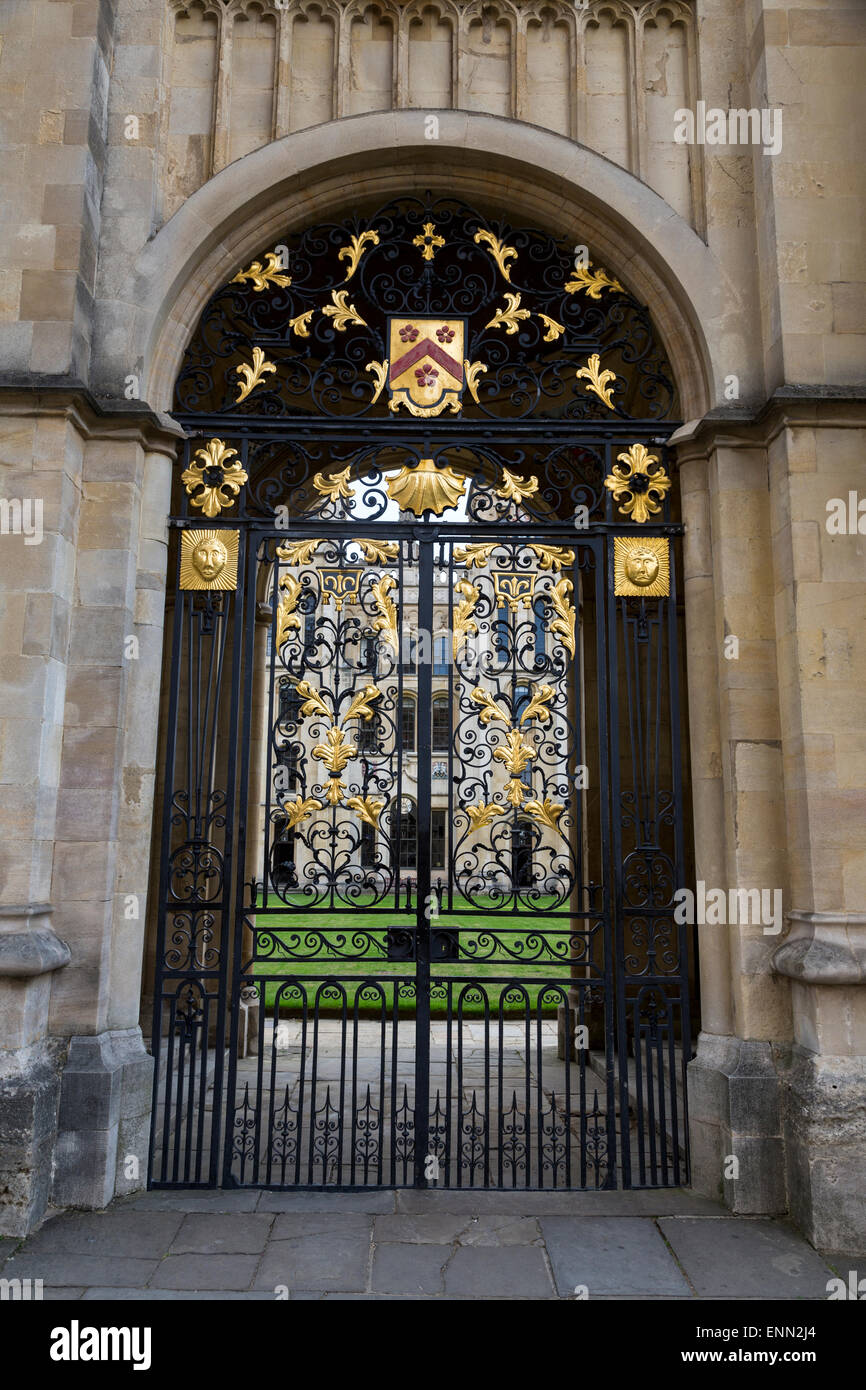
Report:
148,197,692,1191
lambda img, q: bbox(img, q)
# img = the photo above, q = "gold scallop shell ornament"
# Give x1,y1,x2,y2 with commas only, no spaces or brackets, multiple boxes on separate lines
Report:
386,459,467,517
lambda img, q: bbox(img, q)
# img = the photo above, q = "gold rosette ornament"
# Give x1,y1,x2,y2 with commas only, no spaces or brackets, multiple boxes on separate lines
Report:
604,443,672,524
181,439,249,518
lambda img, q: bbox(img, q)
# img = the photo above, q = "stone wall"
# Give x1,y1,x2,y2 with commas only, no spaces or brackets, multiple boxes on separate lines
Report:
159,0,699,226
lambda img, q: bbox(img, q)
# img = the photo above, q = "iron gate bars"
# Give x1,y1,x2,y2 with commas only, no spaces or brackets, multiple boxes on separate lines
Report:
148,194,690,1191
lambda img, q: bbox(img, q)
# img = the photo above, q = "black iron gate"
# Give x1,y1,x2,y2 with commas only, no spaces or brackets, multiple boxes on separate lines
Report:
148,196,692,1190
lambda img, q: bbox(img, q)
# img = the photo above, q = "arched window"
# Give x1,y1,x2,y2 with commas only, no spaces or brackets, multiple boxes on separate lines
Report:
401,696,416,753
431,696,450,751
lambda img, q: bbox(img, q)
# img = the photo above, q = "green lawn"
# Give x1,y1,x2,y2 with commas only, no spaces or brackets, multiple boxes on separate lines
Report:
251,895,582,1016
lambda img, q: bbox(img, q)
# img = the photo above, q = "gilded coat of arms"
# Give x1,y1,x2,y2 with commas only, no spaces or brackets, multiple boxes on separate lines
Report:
388,317,465,417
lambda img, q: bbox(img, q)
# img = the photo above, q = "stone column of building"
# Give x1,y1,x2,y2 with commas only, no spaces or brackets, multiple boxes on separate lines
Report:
749,0,866,1253
676,420,793,1212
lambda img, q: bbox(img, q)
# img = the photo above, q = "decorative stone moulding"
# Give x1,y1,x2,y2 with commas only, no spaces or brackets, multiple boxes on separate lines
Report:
773,910,866,986
0,905,70,978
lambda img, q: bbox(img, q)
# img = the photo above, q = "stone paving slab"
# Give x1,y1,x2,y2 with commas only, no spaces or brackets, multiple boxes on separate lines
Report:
371,1241,451,1295
256,1189,397,1213
0,1254,162,1288
443,1245,554,1297
0,1185,836,1301
658,1217,836,1299
253,1233,371,1292
539,1215,692,1297
4,1210,184,1258
373,1213,542,1245
150,1253,261,1290
270,1212,372,1238
169,1213,275,1254
81,1289,276,1301
128,1190,261,1212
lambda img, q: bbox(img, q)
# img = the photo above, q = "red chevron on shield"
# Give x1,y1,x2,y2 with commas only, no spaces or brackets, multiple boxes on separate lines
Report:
388,317,464,417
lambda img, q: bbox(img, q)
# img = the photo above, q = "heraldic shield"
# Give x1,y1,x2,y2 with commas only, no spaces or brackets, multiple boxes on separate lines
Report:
388,317,465,417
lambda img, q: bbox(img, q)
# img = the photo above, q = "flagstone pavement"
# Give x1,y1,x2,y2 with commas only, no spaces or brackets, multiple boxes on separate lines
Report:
0,1188,856,1300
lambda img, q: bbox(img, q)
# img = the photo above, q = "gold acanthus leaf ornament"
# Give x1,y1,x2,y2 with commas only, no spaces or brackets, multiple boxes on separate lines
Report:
454,542,497,569
294,680,331,722
312,726,357,805
575,353,618,409
342,684,382,726
453,579,480,659
356,538,399,563
473,229,518,282
366,360,388,405
524,796,565,831
386,461,466,517
604,443,672,524
345,795,385,827
283,795,323,830
371,574,399,656
493,727,536,778
565,261,624,299
470,687,510,726
313,465,353,501
338,229,380,282
519,683,555,725
496,468,539,504
275,574,303,649
465,802,506,831
231,252,291,292
181,439,249,519
537,313,565,342
485,292,531,335
234,346,277,404
322,289,367,331
528,544,575,571
276,538,324,566
289,309,314,337
465,360,487,404
549,576,576,657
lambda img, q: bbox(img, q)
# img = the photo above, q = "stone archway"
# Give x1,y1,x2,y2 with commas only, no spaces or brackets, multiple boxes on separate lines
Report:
139,179,706,1189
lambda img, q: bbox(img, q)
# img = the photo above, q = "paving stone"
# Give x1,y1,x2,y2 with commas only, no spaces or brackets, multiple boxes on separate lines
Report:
443,1245,554,1297
170,1213,274,1254
130,1190,261,1212
394,1189,725,1216
0,1254,161,1288
658,1218,836,1299
253,1233,370,1292
150,1254,260,1290
81,1288,276,1300
270,1213,372,1239
13,1211,183,1258
256,1190,395,1213
373,1213,540,1244
371,1242,447,1294
42,1287,86,1299
539,1216,691,1296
